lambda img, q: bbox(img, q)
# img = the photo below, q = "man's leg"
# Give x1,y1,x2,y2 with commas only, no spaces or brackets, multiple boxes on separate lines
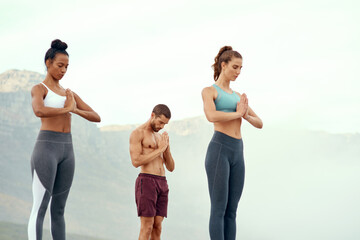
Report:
151,216,164,240
139,216,154,240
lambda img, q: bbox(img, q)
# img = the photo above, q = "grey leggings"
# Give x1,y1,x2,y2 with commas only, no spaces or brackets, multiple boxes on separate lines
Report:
28,130,75,240
205,131,245,240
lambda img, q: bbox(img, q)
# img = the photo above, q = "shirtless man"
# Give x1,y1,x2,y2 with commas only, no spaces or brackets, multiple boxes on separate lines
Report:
129,104,175,240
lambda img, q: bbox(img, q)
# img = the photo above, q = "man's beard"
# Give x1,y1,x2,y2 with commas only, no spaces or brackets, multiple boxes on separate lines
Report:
151,123,159,132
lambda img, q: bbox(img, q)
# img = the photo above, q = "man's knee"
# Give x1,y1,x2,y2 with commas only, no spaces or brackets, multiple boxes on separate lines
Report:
153,222,162,233
140,218,154,236
141,224,153,235
152,217,163,234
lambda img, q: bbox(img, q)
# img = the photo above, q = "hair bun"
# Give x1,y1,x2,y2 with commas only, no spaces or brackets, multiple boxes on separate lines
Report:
51,39,68,51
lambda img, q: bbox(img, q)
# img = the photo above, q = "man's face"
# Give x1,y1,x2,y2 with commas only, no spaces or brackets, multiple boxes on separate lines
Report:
150,114,169,132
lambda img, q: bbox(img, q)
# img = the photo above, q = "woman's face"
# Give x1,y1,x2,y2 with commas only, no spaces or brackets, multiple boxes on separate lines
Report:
221,57,243,81
46,53,69,80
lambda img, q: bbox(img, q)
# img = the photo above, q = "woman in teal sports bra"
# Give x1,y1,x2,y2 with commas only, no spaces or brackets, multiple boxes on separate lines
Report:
201,46,263,240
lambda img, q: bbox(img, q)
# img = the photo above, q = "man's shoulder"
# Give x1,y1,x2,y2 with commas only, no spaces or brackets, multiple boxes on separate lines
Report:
130,127,145,139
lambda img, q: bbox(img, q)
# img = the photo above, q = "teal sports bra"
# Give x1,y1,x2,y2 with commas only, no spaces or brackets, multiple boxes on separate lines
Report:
213,84,240,112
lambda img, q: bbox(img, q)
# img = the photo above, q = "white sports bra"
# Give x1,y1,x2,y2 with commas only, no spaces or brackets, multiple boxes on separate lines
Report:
41,82,66,108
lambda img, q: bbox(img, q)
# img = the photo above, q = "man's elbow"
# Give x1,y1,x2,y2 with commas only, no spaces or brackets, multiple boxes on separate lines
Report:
131,160,140,168
168,165,175,172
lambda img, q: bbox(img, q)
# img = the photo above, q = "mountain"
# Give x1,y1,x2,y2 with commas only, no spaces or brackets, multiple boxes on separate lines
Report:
1,70,359,240
0,70,42,93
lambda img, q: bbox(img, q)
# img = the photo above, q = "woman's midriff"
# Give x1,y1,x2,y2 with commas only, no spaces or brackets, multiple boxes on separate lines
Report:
214,118,242,139
40,113,72,133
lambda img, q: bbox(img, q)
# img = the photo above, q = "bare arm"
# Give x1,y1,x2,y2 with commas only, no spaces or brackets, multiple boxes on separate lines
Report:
72,92,101,122
162,132,175,172
244,106,263,129
129,130,167,168
202,87,247,123
31,84,73,118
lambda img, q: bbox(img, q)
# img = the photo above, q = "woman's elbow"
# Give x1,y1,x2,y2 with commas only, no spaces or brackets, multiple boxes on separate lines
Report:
205,113,216,123
90,112,101,122
95,112,101,122
94,116,101,122
34,109,44,118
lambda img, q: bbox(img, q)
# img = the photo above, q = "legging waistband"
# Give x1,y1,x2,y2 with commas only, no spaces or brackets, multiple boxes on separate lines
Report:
36,130,72,143
210,131,243,150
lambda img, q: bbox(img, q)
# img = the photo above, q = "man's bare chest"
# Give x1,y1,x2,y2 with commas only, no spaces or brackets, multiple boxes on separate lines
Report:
142,131,160,150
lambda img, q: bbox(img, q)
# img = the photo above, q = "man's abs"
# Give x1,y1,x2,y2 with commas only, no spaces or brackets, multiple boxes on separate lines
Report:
140,156,165,176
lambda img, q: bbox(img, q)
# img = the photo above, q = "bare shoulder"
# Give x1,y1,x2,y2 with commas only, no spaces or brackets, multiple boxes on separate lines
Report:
202,85,215,94
202,85,216,98
130,127,144,141
31,83,46,97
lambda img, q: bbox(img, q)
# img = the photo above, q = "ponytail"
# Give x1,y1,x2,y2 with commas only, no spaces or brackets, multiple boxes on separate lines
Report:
212,46,242,81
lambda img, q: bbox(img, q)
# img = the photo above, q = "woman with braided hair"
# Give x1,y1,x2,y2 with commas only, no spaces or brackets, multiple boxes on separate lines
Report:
28,39,101,240
202,46,263,240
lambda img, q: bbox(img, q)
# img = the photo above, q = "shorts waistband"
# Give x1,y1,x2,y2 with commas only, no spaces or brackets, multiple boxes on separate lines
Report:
138,173,166,180
211,131,243,149
36,130,72,143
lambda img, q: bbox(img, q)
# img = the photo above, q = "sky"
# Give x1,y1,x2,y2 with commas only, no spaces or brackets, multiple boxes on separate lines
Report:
1,0,359,133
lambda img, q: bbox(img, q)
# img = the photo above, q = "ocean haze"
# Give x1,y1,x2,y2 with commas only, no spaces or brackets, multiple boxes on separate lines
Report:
0,70,359,239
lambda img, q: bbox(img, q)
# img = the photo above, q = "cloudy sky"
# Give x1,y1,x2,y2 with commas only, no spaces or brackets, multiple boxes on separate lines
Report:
1,0,359,133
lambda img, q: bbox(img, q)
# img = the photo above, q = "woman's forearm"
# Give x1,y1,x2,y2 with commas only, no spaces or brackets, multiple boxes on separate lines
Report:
244,115,263,129
205,110,242,123
73,109,101,122
33,106,71,118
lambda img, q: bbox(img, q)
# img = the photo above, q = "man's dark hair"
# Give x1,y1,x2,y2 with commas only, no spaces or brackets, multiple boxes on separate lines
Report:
152,104,171,119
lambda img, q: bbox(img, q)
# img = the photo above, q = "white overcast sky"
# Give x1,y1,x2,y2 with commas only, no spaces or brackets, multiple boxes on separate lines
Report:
1,0,359,133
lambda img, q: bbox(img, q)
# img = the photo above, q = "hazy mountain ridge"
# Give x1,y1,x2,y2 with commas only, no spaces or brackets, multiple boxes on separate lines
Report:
1,70,359,240
0,69,43,92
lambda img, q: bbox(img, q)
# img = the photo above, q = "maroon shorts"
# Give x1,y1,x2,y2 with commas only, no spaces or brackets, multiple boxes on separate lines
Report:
135,173,169,218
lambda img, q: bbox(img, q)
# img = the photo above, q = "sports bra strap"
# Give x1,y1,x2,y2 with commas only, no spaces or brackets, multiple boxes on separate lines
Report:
213,84,234,94
40,82,50,90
